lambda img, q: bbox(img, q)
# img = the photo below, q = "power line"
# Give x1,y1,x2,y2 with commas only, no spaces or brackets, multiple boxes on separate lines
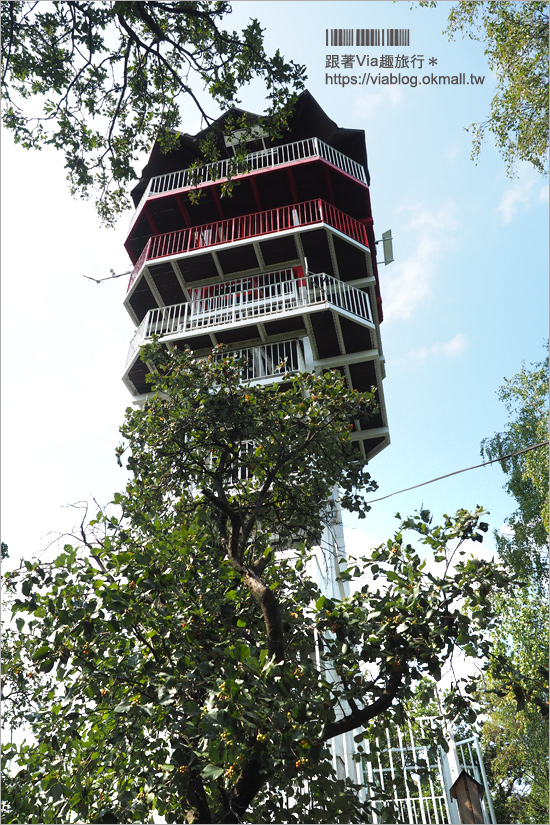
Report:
366,440,549,504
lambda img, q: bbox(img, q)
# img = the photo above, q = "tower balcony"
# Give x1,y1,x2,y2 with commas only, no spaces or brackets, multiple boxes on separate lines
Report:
149,136,367,193
130,137,368,224
125,270,374,369
127,199,370,296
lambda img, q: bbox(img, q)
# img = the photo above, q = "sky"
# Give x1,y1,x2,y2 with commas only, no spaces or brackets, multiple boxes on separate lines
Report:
1,1,548,573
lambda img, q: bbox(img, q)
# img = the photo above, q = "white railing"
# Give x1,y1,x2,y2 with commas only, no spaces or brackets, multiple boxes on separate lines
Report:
389,796,449,825
126,271,372,365
205,439,256,483
455,736,496,824
218,340,303,381
364,718,451,825
145,137,366,198
126,325,146,372
361,719,496,825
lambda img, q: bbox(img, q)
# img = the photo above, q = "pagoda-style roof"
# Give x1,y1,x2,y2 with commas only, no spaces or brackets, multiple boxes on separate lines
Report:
130,91,370,207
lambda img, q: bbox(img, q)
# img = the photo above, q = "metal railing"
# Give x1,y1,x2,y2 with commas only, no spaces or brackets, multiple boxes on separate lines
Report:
455,736,497,824
389,796,449,824
145,137,367,198
125,271,372,365
205,439,256,483
218,340,303,381
364,719,453,825
361,719,496,825
127,199,369,291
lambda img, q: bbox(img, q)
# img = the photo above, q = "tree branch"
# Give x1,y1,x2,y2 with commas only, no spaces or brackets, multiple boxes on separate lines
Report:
321,671,403,741
223,756,268,824
187,771,213,824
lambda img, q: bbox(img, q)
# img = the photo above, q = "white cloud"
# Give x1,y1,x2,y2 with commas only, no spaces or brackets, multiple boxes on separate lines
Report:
496,163,548,223
381,202,459,322
444,145,460,163
403,332,468,364
352,87,405,117
442,332,468,357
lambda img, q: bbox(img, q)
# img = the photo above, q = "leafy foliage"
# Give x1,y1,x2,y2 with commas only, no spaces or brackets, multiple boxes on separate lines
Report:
1,2,306,223
446,1,549,175
476,346,549,823
420,1,549,175
2,347,514,823
481,345,549,590
479,596,549,824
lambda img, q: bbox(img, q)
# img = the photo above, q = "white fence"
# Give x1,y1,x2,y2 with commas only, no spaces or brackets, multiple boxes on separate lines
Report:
362,718,496,824
219,340,303,382
146,136,367,198
126,271,372,366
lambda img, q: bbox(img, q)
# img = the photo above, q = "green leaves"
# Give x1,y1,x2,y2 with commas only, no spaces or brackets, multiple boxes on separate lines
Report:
481,346,549,587
463,344,550,823
1,342,522,823
117,344,377,552
315,505,514,734
441,1,549,176
201,764,225,781
1,1,306,223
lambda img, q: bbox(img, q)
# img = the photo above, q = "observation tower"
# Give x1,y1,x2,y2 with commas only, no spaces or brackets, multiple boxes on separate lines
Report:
122,90,389,464
120,91,493,823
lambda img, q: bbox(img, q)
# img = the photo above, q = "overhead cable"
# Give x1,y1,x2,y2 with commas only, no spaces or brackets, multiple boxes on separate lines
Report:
366,440,549,504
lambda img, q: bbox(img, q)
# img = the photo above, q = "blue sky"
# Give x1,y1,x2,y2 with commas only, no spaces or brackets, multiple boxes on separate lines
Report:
2,1,548,567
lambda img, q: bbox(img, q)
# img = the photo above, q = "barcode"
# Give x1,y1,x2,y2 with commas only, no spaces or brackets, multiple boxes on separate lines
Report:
326,28,410,47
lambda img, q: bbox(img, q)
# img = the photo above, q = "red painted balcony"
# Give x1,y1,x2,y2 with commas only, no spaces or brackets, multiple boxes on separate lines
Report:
127,199,370,292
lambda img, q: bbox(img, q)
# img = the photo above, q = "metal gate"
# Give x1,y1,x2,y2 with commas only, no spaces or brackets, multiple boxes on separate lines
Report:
359,718,496,824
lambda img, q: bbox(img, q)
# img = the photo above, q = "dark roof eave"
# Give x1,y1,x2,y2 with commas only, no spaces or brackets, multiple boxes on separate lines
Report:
130,90,370,206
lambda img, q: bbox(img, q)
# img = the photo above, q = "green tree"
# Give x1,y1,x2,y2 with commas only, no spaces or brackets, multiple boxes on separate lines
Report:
1,1,306,224
422,1,549,175
2,345,512,823
480,596,549,824
477,347,549,824
481,346,549,590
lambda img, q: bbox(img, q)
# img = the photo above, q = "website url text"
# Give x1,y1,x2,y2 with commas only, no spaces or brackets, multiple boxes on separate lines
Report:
326,72,485,87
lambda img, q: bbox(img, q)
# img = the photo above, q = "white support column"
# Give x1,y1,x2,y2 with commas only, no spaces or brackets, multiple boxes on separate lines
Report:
440,725,462,824
473,736,496,824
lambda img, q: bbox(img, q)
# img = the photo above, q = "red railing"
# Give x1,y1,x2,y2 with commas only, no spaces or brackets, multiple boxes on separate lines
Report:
128,199,368,291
